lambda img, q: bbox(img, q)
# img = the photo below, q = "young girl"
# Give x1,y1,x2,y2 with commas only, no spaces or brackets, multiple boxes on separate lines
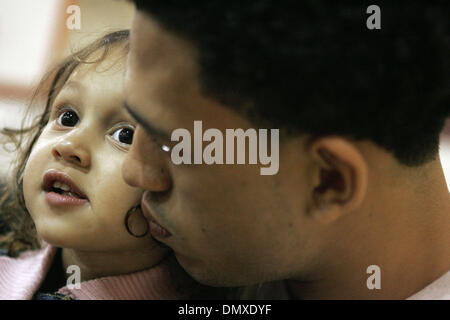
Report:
0,30,216,300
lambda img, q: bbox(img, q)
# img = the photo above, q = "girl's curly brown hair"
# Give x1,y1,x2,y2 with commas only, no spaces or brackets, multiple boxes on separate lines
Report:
0,30,129,257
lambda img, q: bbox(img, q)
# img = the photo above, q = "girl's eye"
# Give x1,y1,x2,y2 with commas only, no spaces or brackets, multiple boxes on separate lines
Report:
57,110,79,127
111,127,134,145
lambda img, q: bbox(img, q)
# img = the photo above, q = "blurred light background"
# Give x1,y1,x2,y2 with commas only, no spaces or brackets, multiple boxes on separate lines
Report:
0,0,449,192
0,0,134,178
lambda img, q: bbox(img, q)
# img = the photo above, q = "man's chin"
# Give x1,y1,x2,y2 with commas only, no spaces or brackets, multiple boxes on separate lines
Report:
174,254,252,288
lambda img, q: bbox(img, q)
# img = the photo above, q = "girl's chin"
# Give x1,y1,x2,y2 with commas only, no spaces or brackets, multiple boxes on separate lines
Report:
37,230,75,249
34,226,95,249
37,229,164,253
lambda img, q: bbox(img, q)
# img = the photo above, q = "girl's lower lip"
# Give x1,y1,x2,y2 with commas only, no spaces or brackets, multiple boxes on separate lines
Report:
45,191,89,207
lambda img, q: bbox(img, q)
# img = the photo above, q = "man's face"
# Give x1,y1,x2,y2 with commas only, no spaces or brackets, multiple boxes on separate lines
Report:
123,12,319,286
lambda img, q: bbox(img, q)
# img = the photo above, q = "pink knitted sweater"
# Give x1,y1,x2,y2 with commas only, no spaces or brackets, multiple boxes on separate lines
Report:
0,245,187,300
2,245,448,299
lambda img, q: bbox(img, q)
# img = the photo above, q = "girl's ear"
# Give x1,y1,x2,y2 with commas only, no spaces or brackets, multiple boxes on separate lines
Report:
307,137,368,224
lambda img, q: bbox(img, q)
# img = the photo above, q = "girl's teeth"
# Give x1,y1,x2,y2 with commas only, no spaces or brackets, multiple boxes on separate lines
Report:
60,183,71,192
52,181,71,192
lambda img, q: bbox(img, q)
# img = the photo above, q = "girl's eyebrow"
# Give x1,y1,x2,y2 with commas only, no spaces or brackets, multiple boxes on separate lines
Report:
55,81,131,126
62,80,85,93
51,80,83,109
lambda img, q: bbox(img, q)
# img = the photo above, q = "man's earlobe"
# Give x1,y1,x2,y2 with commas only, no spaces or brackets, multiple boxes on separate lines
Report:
308,137,368,224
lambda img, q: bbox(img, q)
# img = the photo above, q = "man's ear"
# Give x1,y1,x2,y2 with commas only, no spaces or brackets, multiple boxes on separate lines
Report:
307,137,368,224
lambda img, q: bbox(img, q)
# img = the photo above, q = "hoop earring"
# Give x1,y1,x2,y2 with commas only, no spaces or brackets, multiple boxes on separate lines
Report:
124,205,149,238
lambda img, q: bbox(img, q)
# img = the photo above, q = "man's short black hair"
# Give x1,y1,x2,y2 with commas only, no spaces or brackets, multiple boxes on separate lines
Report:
132,0,450,166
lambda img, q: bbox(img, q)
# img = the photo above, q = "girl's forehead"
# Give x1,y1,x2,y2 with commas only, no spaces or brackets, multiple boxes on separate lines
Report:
71,51,126,81
62,68,124,100
54,51,128,118
63,50,127,95
55,72,131,124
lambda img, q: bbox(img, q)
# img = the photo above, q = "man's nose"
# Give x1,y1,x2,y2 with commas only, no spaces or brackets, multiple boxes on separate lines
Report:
52,134,91,169
122,126,171,192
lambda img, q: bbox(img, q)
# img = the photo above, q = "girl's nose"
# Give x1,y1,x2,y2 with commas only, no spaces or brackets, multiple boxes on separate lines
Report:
52,140,91,168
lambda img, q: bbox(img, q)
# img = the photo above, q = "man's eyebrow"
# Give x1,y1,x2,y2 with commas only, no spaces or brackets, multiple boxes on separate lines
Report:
124,102,171,142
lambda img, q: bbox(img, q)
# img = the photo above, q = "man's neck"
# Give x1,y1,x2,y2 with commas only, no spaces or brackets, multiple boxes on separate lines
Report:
288,158,450,299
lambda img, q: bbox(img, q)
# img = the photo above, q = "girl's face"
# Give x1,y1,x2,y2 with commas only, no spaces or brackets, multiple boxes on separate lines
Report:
23,48,166,258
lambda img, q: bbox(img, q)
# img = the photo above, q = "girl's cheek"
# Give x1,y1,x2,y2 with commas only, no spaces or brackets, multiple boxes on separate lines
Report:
23,136,53,194
26,141,48,172
101,159,143,203
23,149,41,217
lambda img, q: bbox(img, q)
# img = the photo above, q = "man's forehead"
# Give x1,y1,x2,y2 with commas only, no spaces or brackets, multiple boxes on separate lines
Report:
126,13,203,117
130,11,197,71
126,12,249,130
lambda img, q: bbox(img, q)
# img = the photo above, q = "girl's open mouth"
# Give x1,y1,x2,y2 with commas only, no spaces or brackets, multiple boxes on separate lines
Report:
42,169,89,206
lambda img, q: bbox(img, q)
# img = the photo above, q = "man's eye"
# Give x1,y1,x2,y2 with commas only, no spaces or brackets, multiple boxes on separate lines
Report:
111,127,134,145
57,110,79,127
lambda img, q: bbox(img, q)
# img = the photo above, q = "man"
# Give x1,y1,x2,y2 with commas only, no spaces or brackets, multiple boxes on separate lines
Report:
122,1,450,299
